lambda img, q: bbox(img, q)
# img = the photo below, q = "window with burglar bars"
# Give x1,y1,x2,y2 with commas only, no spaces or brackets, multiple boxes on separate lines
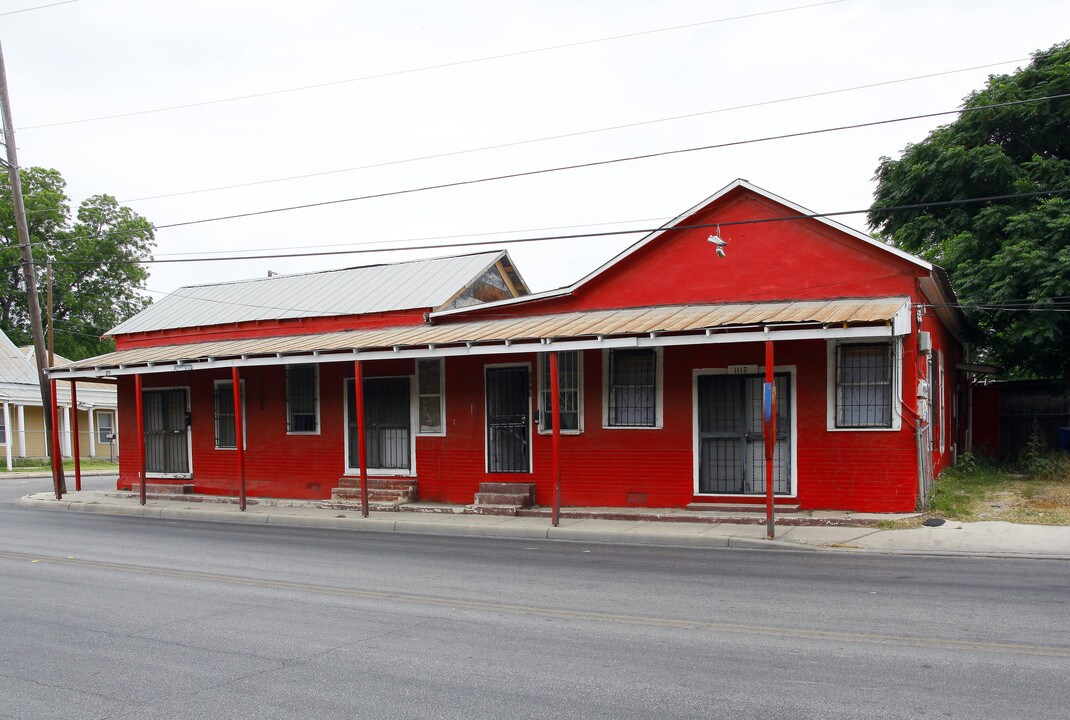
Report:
607,349,657,427
214,380,245,449
539,351,581,432
286,365,318,433
836,343,893,428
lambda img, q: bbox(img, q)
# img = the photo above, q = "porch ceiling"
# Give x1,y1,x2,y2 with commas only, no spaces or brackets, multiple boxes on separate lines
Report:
48,297,910,379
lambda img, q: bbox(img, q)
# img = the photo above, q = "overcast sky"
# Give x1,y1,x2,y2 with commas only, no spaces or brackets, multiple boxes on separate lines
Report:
3,0,1070,302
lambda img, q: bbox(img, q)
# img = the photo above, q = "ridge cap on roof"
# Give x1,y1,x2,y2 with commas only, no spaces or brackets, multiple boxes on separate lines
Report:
173,249,506,291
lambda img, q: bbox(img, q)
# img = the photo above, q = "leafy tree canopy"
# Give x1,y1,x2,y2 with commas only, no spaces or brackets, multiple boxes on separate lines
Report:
1,167,155,360
869,41,1070,380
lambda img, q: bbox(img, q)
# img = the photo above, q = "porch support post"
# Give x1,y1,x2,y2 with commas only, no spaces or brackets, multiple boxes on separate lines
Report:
49,378,62,499
232,367,247,511
17,404,25,457
135,374,146,506
550,351,561,527
354,360,368,518
3,401,11,471
71,381,81,491
764,339,775,539
87,405,96,459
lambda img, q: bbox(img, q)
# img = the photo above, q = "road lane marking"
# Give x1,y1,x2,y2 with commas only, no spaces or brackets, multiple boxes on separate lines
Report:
3,549,1068,659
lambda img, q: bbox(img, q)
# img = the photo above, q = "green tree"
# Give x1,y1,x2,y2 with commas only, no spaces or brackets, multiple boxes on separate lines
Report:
869,41,1070,380
1,167,154,359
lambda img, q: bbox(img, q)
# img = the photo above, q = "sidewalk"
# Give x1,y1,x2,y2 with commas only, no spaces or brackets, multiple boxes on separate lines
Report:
17,490,1070,560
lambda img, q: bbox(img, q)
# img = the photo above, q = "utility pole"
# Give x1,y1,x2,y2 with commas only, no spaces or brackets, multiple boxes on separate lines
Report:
0,38,65,496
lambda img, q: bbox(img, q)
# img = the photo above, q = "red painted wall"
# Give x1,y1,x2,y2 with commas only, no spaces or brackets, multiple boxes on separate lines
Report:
462,192,922,321
113,185,963,512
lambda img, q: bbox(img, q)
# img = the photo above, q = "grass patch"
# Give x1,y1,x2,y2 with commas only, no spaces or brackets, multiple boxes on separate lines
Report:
1,458,118,473
876,517,927,530
931,451,1070,525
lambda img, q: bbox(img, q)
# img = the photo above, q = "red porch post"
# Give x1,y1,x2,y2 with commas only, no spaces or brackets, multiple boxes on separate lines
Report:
135,373,146,506
354,360,368,518
71,380,81,491
232,367,247,511
49,378,62,500
764,339,775,539
550,351,561,527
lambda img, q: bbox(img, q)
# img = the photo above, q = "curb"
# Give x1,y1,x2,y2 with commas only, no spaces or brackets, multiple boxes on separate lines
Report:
17,496,813,551
17,495,1070,559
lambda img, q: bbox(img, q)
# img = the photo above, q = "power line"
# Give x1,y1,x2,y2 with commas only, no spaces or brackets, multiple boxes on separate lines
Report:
33,185,1070,267
150,216,670,258
117,55,1039,205
152,93,1070,231
18,0,845,131
8,93,1069,257
0,0,77,17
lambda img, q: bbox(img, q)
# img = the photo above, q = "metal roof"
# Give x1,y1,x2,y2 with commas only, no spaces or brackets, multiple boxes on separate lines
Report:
109,250,517,336
52,297,910,378
0,330,39,386
0,333,116,407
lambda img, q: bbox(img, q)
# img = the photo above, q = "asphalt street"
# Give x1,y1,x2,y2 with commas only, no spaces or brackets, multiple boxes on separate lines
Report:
1,475,1068,719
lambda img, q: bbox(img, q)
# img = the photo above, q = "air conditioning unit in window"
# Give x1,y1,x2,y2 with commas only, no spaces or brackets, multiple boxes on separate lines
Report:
917,331,932,355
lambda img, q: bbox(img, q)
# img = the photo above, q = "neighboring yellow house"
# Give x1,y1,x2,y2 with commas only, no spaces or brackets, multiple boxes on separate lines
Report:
0,329,118,469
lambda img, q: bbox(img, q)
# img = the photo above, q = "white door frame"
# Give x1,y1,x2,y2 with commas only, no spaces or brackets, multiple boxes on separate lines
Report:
692,366,798,497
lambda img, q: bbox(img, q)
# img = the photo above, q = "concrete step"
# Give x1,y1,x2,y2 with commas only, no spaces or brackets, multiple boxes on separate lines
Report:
123,482,194,495
473,492,537,506
321,499,401,512
473,482,535,508
331,487,414,503
336,477,416,491
464,504,519,517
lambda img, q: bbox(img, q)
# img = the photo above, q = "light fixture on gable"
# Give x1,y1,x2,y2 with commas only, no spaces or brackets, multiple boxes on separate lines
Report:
707,225,727,258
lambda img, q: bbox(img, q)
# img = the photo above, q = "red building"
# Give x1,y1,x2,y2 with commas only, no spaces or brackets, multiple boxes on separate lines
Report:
51,181,966,513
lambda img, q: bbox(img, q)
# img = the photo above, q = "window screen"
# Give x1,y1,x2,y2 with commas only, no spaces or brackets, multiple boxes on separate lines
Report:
286,365,318,432
539,351,580,431
214,381,244,449
417,359,444,434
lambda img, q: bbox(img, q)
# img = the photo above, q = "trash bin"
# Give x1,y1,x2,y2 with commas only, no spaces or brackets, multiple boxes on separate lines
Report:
1060,427,1070,451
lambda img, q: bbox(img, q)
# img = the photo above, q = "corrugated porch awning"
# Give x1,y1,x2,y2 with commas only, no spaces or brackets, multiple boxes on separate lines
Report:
48,297,911,379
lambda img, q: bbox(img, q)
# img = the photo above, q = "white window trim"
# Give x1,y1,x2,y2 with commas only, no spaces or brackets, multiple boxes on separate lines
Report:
213,379,246,451
537,351,584,435
286,364,320,435
484,362,534,474
96,410,115,445
826,338,903,432
143,385,193,480
692,366,799,498
415,358,446,437
342,375,417,477
601,347,664,430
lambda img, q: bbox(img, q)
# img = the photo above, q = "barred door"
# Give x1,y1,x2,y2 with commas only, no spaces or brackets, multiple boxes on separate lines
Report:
142,389,189,475
486,366,530,473
697,374,790,494
347,377,411,471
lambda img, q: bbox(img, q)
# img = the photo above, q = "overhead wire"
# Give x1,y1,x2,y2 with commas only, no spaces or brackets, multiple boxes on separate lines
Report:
17,0,846,131
115,55,1044,205
148,93,1070,231
14,185,1070,267
0,0,77,17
